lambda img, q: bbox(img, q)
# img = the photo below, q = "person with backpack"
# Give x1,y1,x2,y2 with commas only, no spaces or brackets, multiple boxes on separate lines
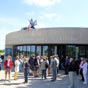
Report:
4,54,13,82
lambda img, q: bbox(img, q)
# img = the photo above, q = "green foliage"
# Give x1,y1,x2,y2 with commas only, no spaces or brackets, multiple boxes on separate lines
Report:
0,50,5,54
21,27,28,30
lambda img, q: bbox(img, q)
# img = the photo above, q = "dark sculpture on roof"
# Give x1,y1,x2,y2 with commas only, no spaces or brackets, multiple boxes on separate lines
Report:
29,19,37,29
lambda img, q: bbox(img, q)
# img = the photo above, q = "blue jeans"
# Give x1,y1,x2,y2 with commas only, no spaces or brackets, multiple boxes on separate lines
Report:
24,69,28,82
52,69,57,80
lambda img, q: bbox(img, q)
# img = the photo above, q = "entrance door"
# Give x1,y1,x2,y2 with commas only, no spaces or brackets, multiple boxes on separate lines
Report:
66,45,79,60
57,45,66,59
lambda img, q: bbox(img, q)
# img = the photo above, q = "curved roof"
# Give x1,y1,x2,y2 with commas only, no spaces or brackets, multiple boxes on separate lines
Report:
5,27,88,46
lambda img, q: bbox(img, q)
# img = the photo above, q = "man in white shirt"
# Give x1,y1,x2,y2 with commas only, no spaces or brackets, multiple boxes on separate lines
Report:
54,55,59,74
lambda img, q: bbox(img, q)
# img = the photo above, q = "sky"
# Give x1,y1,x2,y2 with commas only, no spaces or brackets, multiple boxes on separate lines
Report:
0,0,88,50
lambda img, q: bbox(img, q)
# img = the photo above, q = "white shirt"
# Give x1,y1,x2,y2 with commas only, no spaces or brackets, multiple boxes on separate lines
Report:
79,61,84,69
54,57,59,67
0,58,2,63
80,62,88,73
15,60,20,72
81,62,88,74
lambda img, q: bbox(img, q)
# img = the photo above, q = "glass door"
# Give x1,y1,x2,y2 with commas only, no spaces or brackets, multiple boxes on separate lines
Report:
66,45,76,59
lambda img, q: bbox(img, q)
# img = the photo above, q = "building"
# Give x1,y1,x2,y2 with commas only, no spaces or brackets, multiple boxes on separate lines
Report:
5,27,88,60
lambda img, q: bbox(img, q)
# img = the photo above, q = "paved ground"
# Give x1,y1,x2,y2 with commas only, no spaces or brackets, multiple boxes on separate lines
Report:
0,70,88,88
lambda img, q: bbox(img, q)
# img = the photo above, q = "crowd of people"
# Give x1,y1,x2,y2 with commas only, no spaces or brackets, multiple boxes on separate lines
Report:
0,54,88,86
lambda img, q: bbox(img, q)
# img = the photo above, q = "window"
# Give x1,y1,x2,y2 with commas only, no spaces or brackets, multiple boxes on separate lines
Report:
43,46,48,56
79,46,85,57
36,46,41,56
27,46,31,57
31,46,35,55
66,45,76,58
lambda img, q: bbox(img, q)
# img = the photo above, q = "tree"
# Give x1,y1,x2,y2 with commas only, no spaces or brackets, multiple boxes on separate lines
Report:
0,49,5,54
21,27,28,30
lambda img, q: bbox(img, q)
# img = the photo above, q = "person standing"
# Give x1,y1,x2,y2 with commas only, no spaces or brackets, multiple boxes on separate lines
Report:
36,56,41,76
23,57,29,83
75,59,80,75
40,56,47,79
79,57,84,81
80,58,88,84
33,55,38,77
19,55,24,72
68,58,76,88
65,56,69,75
54,55,60,74
28,54,35,76
14,56,20,80
45,56,49,77
4,54,13,82
51,56,57,81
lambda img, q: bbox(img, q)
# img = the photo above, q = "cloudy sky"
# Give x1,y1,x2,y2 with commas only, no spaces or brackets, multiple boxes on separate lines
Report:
0,0,88,50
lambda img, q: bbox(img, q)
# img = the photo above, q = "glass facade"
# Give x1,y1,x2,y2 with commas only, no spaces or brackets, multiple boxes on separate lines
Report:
36,46,41,56
26,46,31,57
43,46,48,56
13,45,88,60
66,45,76,58
86,46,88,58
23,46,27,56
79,46,85,57
50,46,56,55
31,46,35,55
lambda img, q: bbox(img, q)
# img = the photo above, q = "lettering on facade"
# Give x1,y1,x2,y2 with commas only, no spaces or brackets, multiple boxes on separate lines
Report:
28,36,78,43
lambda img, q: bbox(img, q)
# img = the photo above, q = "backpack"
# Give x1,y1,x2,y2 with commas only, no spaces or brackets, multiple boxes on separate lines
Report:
45,62,49,68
